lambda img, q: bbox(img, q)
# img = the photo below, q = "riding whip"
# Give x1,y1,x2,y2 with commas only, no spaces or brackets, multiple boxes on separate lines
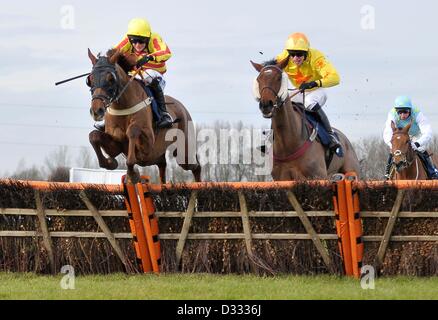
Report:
55,73,90,86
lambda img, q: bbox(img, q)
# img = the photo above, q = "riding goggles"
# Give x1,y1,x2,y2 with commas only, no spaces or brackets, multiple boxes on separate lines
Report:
288,50,307,58
396,109,411,115
129,36,148,44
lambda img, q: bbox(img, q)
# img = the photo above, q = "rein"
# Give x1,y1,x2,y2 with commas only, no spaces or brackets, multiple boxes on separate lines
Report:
90,57,143,113
258,66,315,162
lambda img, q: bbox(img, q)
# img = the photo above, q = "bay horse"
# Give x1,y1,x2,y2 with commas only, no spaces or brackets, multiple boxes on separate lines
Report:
388,121,429,180
251,60,360,180
87,49,201,183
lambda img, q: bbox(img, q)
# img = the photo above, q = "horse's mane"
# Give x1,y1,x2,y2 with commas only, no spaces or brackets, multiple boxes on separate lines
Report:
106,48,136,74
262,58,278,67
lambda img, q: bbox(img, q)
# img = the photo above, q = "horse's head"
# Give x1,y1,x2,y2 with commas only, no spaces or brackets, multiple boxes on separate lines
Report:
251,58,289,118
87,49,130,121
390,120,414,172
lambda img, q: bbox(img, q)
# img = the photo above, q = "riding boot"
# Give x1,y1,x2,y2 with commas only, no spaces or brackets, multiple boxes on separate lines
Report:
149,79,173,129
384,153,393,180
94,122,105,132
417,150,438,179
314,105,343,157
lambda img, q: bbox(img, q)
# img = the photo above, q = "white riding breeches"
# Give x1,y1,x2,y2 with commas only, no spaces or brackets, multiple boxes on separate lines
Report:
291,88,327,110
136,69,166,90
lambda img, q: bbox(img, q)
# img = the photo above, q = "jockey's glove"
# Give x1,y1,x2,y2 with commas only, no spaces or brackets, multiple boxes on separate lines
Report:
136,55,154,68
299,81,319,92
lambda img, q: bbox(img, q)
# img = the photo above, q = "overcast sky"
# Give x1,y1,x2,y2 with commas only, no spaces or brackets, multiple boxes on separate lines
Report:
1,0,438,175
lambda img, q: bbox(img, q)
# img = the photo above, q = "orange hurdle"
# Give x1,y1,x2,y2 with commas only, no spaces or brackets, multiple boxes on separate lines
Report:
137,182,161,274
345,173,364,279
331,174,353,276
122,177,153,273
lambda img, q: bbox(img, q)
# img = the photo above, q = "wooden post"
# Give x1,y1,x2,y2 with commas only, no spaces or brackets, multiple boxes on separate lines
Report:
287,190,336,274
238,191,255,262
79,191,131,272
176,191,198,267
374,189,405,271
34,190,56,274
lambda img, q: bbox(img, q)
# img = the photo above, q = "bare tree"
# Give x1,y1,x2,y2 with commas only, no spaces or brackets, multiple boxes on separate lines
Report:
43,146,71,177
75,147,99,169
10,159,44,180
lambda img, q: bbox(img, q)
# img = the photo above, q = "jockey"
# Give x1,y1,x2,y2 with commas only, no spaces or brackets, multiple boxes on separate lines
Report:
115,18,173,129
264,32,342,156
383,96,438,179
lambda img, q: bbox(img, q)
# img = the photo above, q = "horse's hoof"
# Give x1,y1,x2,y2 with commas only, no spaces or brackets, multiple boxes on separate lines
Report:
106,158,118,170
127,169,140,184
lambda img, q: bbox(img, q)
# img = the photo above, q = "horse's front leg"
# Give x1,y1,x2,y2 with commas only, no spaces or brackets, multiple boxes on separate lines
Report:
89,130,121,170
124,126,141,183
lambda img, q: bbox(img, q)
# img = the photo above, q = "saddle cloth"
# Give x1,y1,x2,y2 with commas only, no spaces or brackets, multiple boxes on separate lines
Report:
304,110,340,148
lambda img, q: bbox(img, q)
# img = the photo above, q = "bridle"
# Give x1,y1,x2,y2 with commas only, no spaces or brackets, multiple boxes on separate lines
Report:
256,65,317,163
88,56,121,109
88,56,140,112
391,132,416,172
256,65,290,111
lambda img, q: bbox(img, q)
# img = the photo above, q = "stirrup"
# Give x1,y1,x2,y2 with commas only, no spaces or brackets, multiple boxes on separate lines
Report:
157,113,174,129
94,122,105,132
384,166,392,180
334,146,344,157
429,169,438,180
329,142,343,157
163,112,173,122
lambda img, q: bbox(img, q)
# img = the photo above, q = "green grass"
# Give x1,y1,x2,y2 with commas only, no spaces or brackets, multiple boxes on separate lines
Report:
0,273,438,300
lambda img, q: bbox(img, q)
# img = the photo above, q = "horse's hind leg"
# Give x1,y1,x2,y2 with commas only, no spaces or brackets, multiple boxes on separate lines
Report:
340,153,361,177
89,130,121,170
177,151,201,182
126,126,151,184
158,163,167,184
192,164,201,182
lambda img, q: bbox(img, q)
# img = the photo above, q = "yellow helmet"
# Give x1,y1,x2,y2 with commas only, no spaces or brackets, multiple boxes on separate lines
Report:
127,18,152,38
285,33,310,52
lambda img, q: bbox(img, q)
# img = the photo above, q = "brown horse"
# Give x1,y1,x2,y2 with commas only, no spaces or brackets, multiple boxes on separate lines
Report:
388,121,428,180
87,49,201,183
251,60,360,180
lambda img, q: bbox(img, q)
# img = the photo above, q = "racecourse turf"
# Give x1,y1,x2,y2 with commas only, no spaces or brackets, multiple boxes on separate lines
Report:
0,273,437,300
